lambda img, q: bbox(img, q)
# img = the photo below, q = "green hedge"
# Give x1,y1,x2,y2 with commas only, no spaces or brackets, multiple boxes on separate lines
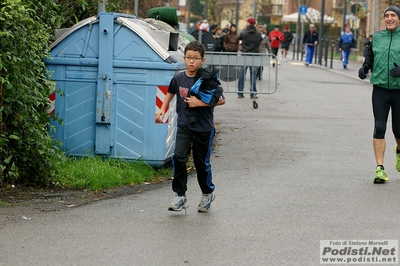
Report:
0,0,65,185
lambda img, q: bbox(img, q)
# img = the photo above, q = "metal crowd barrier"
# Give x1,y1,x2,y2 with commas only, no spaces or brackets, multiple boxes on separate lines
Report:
202,52,278,109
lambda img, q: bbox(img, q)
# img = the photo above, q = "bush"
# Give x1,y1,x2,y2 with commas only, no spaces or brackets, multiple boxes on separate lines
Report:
0,0,65,185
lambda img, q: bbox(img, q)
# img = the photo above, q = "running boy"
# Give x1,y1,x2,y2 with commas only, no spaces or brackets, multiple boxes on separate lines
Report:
155,41,225,212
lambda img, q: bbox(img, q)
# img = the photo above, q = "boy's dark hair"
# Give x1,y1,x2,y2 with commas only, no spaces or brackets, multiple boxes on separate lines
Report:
184,41,205,58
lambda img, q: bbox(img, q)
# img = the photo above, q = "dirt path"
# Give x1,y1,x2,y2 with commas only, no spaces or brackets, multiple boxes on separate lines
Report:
0,180,171,227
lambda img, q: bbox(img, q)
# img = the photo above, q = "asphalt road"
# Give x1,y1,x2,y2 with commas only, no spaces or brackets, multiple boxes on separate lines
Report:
1,58,399,266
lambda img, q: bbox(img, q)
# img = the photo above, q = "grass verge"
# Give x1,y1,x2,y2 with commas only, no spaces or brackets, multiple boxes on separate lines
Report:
54,156,172,191
0,199,10,207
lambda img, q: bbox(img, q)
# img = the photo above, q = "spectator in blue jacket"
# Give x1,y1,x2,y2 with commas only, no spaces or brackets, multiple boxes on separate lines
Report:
302,24,318,66
339,25,356,69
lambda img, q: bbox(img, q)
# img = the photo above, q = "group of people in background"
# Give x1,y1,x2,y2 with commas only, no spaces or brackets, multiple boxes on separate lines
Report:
200,17,368,99
209,19,294,63
197,17,295,99
195,18,369,70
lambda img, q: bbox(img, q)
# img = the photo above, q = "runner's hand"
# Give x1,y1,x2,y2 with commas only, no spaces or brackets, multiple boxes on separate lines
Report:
390,63,400,77
358,65,368,80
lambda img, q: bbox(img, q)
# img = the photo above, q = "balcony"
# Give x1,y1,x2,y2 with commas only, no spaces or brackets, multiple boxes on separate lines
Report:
272,5,283,16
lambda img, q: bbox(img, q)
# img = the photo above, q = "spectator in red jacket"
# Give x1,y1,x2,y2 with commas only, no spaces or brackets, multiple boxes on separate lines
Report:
268,25,284,62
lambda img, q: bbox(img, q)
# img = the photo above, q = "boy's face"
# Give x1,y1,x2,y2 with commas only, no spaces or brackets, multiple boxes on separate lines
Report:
184,50,205,76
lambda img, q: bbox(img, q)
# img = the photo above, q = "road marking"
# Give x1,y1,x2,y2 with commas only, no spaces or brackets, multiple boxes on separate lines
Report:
291,62,305,65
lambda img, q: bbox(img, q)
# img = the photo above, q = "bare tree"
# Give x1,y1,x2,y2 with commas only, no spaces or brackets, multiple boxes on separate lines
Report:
209,0,225,23
220,5,237,23
384,0,400,6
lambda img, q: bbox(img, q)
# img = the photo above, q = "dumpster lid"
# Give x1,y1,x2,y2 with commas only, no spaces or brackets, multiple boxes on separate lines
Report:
116,16,172,62
143,18,190,51
50,16,98,50
50,13,176,63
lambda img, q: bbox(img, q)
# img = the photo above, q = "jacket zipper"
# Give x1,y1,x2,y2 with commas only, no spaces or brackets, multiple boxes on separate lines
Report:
388,31,393,89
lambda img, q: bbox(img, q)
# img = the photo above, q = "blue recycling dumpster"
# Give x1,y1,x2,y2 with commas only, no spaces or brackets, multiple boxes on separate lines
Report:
45,13,186,167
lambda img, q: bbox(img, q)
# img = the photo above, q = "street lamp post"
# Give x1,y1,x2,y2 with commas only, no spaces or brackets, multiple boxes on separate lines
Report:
235,0,239,26
252,0,256,19
204,0,208,20
342,0,347,33
134,0,138,16
296,0,301,61
318,0,325,65
98,0,106,13
374,0,380,32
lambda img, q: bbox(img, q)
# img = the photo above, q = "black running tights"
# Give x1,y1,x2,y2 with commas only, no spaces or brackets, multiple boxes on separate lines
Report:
372,87,400,139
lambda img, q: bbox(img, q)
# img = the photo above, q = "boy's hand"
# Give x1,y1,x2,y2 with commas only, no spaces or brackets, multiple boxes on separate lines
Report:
186,96,204,107
155,111,165,123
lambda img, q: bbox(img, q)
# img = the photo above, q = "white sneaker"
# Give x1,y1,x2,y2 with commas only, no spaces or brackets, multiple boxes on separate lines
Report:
197,192,215,212
280,57,283,61
284,58,287,62
168,194,188,211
